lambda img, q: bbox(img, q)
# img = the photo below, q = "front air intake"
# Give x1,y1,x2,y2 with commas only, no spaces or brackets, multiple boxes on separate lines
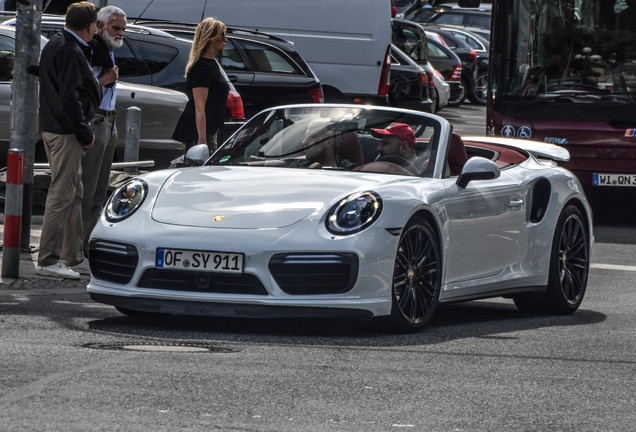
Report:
269,253,359,295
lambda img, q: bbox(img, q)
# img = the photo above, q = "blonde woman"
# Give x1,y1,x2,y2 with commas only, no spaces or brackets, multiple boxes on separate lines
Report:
172,18,229,152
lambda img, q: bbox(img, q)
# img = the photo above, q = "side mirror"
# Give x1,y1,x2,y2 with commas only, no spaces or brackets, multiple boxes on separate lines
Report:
456,157,500,188
184,144,210,166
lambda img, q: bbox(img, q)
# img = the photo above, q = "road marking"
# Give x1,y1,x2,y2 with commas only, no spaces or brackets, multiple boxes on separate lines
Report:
591,263,636,272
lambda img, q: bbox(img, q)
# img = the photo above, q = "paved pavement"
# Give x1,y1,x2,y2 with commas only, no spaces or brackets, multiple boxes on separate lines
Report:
0,215,89,290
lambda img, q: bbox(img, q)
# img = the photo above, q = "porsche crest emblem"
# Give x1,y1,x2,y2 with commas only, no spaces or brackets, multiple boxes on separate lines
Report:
213,215,225,222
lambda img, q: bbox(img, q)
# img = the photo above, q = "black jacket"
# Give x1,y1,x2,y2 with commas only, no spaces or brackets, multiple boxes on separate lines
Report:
89,33,115,88
39,30,101,146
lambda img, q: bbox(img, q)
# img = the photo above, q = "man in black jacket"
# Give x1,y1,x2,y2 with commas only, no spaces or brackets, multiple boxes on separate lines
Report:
37,1,101,279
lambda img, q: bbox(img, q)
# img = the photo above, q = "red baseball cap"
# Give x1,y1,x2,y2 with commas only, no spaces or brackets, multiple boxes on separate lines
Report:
370,122,416,148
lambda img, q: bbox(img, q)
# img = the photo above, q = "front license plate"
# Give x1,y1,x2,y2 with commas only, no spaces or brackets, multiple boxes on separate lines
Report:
593,173,636,187
156,248,244,273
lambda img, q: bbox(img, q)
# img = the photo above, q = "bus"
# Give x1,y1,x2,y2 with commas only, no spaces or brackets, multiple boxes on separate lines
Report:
478,0,636,191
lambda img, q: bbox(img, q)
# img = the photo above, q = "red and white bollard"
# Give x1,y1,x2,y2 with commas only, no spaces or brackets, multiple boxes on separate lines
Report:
2,149,24,279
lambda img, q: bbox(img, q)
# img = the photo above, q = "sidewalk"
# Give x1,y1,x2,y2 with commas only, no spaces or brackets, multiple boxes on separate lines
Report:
0,214,90,290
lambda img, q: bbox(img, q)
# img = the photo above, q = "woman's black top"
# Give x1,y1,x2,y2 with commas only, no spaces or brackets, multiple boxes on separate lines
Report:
172,57,229,144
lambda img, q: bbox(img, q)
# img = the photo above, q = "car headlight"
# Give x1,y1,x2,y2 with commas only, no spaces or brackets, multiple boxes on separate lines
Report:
326,191,382,235
105,179,148,222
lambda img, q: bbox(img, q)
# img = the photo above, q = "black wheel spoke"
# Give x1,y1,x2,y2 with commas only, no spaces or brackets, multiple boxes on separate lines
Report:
560,216,587,302
514,205,589,315
392,220,440,327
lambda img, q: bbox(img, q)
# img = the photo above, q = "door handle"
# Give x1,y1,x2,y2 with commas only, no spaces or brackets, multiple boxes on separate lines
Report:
509,199,524,210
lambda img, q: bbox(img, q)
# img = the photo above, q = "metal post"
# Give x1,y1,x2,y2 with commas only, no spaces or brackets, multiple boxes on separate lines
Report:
2,149,24,279
123,106,141,173
11,0,42,252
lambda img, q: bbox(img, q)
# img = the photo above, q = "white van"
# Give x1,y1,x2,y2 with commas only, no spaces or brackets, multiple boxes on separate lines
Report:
94,0,392,105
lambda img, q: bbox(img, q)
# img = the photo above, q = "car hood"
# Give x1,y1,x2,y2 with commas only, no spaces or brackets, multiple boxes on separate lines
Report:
151,166,394,229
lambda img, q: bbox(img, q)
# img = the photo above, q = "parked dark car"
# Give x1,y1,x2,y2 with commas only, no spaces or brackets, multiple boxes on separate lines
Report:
434,25,489,104
406,7,491,30
129,20,324,118
2,16,246,129
422,26,479,104
422,31,464,106
389,44,434,113
390,19,436,111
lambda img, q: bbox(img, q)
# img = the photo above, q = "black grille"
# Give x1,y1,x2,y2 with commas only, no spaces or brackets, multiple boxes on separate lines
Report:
89,240,139,284
268,253,358,295
138,269,268,295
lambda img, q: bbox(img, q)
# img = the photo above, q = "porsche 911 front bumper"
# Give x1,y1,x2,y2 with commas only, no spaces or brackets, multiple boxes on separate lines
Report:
87,217,400,318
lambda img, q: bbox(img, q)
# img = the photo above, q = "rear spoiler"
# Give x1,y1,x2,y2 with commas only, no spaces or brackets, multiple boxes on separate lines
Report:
462,136,570,162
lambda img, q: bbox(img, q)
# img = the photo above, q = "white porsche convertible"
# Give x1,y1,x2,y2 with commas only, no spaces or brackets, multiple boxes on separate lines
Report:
87,104,592,332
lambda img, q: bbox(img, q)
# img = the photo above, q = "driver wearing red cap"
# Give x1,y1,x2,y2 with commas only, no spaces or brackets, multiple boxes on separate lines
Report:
370,122,418,163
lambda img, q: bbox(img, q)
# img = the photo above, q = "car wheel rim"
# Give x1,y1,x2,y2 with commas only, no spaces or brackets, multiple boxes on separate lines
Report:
558,214,588,305
449,85,465,105
475,74,488,104
393,224,440,324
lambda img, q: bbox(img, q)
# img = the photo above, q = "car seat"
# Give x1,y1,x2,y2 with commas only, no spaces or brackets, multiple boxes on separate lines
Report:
358,136,382,163
337,131,365,166
448,132,469,176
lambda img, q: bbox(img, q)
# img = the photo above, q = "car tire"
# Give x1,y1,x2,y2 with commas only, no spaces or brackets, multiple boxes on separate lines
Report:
514,204,590,314
388,216,441,332
447,81,466,107
468,71,488,105
428,86,437,114
434,88,441,112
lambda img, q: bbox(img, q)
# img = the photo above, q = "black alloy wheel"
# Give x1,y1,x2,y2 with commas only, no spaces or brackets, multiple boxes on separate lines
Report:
390,216,441,331
514,204,589,314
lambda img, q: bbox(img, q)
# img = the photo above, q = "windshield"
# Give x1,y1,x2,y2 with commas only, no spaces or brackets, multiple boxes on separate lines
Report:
208,106,441,177
491,0,636,106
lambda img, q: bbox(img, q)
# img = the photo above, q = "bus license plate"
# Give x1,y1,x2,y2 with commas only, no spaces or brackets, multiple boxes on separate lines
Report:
593,173,636,187
156,248,244,273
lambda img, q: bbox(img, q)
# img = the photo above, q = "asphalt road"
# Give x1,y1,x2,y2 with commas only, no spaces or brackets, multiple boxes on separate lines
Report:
438,103,489,137
0,103,634,431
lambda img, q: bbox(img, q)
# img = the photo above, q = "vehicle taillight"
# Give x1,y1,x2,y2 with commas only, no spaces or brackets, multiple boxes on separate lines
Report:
309,88,324,103
378,45,391,96
470,49,477,62
450,64,462,81
226,90,244,119
427,70,434,85
419,72,428,85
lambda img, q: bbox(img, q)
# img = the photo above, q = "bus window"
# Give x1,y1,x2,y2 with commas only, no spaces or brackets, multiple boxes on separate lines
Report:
487,0,636,188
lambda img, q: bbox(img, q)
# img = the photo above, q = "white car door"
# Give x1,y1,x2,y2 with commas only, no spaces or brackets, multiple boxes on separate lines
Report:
442,170,526,285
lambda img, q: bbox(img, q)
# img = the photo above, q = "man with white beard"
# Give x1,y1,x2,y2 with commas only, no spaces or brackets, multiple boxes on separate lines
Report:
80,5,127,260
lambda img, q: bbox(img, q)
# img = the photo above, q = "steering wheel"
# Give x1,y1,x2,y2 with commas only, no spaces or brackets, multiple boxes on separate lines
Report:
376,155,420,175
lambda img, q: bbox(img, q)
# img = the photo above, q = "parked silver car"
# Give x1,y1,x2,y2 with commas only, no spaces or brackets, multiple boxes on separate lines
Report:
0,25,187,169
431,64,450,111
